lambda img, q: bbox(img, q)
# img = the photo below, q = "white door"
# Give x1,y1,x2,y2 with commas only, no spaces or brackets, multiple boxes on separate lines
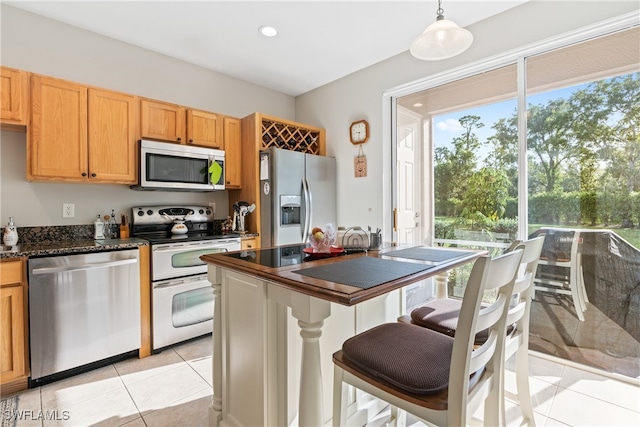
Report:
396,107,423,245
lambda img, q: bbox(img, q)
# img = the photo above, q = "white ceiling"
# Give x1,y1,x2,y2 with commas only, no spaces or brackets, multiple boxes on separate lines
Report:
5,0,529,96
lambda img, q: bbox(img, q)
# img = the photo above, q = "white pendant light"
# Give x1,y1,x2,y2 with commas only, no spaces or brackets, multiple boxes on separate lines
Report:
410,0,473,61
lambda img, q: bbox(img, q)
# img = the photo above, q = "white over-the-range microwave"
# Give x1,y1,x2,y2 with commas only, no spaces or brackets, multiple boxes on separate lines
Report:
131,139,225,191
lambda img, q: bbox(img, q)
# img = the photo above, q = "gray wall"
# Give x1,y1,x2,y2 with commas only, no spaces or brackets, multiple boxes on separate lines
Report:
0,4,295,227
295,0,639,234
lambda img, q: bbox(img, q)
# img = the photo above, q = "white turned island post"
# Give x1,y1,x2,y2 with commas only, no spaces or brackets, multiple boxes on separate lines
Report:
207,266,223,427
207,266,331,427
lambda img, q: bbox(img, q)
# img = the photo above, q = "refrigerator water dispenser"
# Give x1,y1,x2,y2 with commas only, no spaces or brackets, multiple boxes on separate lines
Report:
280,195,301,225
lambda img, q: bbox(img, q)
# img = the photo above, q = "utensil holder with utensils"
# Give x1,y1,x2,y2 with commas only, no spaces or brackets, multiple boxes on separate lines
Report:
368,231,382,250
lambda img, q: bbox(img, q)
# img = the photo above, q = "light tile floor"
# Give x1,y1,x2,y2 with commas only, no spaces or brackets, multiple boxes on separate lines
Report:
10,337,213,427
6,335,640,427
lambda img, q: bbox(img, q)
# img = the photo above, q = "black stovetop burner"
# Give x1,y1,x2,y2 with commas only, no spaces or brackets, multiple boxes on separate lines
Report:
224,244,307,268
131,222,239,245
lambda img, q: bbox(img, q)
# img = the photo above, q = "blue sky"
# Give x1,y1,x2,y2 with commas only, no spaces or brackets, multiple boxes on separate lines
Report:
432,85,586,160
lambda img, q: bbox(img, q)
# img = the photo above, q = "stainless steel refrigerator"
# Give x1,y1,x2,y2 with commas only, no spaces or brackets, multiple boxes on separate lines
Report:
259,147,336,246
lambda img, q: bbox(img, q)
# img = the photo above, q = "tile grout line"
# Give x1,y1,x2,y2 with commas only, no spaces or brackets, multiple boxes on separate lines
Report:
113,361,148,426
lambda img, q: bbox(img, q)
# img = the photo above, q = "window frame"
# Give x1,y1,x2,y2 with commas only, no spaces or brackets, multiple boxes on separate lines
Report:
383,12,640,243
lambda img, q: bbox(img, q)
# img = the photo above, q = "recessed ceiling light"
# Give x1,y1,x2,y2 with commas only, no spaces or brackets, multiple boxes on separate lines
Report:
259,25,278,37
413,103,423,107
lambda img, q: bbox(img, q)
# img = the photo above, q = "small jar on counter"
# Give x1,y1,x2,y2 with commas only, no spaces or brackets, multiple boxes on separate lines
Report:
3,217,18,248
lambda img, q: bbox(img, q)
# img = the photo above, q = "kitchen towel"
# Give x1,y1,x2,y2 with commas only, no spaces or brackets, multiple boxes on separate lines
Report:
293,257,431,289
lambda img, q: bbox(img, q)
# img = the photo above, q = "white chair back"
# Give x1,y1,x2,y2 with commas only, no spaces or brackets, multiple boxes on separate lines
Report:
448,249,523,422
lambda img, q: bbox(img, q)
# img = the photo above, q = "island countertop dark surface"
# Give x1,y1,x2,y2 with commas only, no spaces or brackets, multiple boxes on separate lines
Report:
201,243,486,306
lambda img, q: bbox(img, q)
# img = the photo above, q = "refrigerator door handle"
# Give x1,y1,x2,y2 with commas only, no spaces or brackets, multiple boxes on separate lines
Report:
302,177,312,243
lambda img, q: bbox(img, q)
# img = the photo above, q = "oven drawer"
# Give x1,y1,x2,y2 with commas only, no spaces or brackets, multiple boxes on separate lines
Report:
151,239,241,281
152,274,213,350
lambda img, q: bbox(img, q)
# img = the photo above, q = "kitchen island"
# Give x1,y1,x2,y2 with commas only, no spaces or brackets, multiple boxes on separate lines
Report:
201,243,484,427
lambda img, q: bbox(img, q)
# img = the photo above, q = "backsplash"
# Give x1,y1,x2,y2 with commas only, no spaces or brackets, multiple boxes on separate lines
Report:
17,219,228,244
18,225,94,244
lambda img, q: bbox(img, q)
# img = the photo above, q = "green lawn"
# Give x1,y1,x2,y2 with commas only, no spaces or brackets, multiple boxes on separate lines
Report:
527,224,640,249
434,216,640,249
434,219,640,300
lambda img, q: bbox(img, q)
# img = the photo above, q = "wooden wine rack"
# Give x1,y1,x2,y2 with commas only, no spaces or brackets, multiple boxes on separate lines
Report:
261,117,323,155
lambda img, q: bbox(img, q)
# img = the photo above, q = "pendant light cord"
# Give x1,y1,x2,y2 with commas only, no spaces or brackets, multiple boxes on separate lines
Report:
436,0,444,20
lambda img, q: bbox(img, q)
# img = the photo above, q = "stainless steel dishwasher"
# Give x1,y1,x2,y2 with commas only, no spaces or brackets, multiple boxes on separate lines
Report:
28,249,141,386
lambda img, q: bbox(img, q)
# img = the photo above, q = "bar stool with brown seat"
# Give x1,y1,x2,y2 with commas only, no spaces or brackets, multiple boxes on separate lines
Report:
332,249,523,427
398,236,545,426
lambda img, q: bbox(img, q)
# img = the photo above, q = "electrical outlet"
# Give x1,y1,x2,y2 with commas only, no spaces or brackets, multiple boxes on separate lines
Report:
208,202,216,213
63,203,75,218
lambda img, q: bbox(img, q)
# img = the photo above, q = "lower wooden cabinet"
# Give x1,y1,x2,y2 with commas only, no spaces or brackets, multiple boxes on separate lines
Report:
241,237,259,250
138,245,152,358
0,258,28,395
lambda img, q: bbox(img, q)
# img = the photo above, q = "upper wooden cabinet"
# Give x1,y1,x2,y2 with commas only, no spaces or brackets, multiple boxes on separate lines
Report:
224,116,242,188
142,99,226,149
0,66,28,130
29,75,138,183
8,67,240,187
29,75,88,181
88,88,138,183
1,258,28,395
187,109,223,149
140,98,185,143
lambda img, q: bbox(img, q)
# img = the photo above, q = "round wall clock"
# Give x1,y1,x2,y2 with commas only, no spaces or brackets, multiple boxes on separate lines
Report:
350,120,369,144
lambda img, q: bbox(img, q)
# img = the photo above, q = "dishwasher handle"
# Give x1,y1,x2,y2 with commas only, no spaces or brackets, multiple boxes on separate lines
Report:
31,258,138,275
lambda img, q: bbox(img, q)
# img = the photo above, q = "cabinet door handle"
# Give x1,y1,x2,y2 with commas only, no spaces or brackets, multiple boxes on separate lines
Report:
177,137,182,142
81,172,87,177
91,173,97,177
189,139,194,143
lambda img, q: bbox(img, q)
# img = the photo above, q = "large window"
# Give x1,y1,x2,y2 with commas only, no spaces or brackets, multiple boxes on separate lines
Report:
524,29,640,379
395,26,640,378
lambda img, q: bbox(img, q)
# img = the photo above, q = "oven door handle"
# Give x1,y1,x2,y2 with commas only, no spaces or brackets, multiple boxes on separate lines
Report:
153,275,208,289
153,241,239,252
208,239,241,245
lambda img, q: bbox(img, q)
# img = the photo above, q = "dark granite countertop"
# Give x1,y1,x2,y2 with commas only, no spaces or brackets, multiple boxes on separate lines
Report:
0,238,149,259
201,244,485,306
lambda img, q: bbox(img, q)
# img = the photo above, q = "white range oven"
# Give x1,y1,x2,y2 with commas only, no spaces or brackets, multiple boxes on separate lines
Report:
131,205,241,351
